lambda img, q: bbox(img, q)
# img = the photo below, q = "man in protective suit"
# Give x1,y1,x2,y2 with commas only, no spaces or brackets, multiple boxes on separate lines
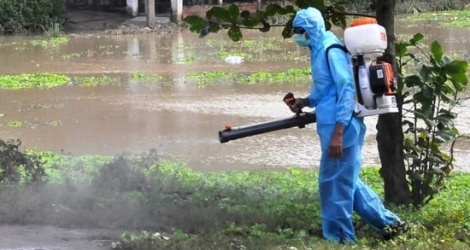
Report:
287,7,407,243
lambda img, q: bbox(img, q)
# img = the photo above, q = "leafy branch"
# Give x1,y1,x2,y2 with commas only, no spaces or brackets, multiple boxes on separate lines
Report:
184,1,373,41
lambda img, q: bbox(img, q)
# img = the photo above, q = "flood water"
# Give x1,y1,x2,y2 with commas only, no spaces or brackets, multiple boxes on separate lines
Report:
0,16,469,172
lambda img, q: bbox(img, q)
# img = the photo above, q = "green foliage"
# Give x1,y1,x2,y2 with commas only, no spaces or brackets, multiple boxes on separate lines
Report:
0,73,71,89
184,1,350,41
44,22,64,38
0,0,66,34
36,151,112,184
396,33,469,207
0,139,46,184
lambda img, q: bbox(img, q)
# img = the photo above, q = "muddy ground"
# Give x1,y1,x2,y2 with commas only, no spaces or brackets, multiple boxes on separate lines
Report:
0,9,174,250
0,225,121,250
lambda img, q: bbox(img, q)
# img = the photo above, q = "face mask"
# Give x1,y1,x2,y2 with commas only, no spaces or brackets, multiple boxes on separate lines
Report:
294,33,310,47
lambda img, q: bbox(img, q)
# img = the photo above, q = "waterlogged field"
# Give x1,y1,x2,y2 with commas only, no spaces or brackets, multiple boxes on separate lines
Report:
1,18,469,171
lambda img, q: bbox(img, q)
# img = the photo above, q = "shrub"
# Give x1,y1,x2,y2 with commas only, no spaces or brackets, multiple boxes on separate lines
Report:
0,0,66,34
0,139,46,184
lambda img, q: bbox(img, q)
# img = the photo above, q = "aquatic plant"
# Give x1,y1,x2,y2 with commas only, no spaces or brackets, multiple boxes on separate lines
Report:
0,73,70,89
75,75,119,86
241,68,310,84
130,71,164,81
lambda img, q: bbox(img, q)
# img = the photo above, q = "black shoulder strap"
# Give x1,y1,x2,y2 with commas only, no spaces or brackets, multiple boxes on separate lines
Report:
325,44,348,73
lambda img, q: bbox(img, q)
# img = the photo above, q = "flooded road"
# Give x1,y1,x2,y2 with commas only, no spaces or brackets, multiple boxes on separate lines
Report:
0,19,469,172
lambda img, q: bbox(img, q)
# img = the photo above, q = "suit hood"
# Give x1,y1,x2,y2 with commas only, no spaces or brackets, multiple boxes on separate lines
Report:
293,7,326,51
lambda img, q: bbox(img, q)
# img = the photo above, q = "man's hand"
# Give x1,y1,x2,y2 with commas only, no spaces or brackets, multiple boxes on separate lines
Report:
288,98,310,113
329,123,344,158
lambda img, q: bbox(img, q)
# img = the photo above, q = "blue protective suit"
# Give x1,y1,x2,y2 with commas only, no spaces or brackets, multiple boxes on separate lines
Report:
293,7,402,243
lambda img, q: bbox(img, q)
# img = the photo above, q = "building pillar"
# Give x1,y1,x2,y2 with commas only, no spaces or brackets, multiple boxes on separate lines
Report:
218,0,223,6
126,0,139,17
171,0,183,23
146,0,156,26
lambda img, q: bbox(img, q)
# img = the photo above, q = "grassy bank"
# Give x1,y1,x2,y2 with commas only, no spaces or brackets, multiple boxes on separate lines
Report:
0,150,468,249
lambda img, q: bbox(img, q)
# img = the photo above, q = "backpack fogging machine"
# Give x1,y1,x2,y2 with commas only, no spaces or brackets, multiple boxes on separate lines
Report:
346,17,399,117
218,17,399,144
219,93,316,143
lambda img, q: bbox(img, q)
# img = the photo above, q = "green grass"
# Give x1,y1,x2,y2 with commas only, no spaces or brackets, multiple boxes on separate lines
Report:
110,165,470,250
0,150,467,250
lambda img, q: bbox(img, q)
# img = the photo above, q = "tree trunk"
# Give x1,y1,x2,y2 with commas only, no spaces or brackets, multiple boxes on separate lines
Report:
375,0,411,205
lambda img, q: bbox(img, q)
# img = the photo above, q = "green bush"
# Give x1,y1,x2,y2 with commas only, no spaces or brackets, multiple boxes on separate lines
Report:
0,0,66,34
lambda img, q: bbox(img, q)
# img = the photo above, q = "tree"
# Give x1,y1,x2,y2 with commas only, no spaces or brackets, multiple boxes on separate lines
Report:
374,0,411,205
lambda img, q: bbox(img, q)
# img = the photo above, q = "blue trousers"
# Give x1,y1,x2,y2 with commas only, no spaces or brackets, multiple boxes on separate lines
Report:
318,142,401,243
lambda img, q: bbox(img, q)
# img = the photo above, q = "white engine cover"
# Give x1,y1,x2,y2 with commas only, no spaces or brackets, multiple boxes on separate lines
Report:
354,60,399,117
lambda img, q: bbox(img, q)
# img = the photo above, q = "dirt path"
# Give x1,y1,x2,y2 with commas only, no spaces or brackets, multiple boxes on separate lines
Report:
0,225,120,250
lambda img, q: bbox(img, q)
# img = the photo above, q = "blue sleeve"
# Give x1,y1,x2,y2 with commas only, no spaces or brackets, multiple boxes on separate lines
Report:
327,49,355,125
307,72,317,107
